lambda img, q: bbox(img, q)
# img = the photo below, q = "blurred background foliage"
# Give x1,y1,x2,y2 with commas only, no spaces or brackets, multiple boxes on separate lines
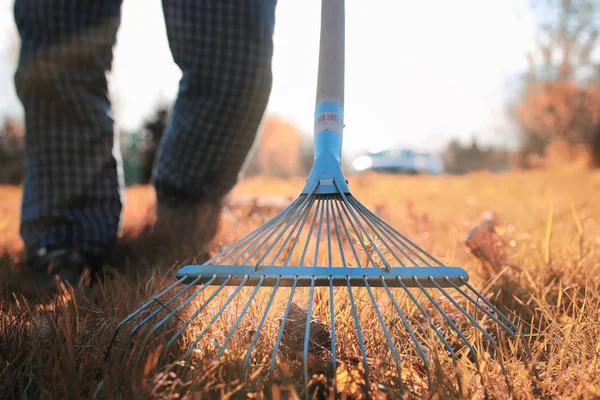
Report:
2,0,600,185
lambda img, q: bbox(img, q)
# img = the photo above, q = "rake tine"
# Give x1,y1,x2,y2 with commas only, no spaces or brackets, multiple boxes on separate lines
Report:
460,277,534,354
209,216,275,265
359,210,408,267
413,277,480,356
214,210,289,266
242,276,283,377
186,276,251,359
380,277,430,363
445,278,516,337
268,192,316,266
412,276,485,394
152,276,245,378
105,276,188,361
329,196,347,266
283,194,317,267
269,276,299,382
216,275,266,360
460,277,541,382
380,278,429,359
336,196,378,267
162,275,234,353
128,275,205,338
251,196,312,267
238,195,309,266
130,276,219,370
313,198,327,267
212,196,303,265
346,276,370,397
125,276,216,368
430,278,499,348
352,198,443,267
363,278,404,395
299,199,322,266
335,181,390,270
346,197,406,268
429,278,514,395
253,187,318,269
333,198,361,266
303,276,316,398
380,277,431,387
144,275,217,337
350,198,414,267
396,277,462,390
326,196,333,267
459,277,520,333
351,198,432,267
329,276,337,386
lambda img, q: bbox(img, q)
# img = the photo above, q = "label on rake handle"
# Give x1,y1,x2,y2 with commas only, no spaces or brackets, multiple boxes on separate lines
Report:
315,112,343,134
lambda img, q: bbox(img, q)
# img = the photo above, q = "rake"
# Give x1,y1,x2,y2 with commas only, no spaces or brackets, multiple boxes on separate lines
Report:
107,0,533,397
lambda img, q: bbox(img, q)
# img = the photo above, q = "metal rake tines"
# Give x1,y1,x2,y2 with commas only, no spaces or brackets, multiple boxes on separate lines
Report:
176,182,462,279
106,272,525,396
105,182,530,397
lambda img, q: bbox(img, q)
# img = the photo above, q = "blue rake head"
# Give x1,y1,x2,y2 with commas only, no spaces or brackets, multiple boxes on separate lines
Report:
105,176,533,397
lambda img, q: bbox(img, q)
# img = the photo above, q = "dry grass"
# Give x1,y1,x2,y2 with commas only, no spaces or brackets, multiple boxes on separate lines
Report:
1,169,600,399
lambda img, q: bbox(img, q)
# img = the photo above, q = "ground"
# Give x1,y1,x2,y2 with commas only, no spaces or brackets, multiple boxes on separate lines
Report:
1,169,599,399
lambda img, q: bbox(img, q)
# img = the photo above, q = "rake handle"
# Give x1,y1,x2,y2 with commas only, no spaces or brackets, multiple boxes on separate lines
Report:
314,0,344,141
303,0,348,194
316,0,345,111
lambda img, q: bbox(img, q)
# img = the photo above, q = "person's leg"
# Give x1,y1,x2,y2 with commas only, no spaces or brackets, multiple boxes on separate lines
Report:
154,0,277,259
14,0,123,288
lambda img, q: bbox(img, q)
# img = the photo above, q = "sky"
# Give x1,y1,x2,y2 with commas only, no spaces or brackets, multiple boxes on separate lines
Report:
0,0,537,157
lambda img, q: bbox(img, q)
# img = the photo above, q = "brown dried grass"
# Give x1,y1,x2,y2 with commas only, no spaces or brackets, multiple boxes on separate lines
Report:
1,169,599,398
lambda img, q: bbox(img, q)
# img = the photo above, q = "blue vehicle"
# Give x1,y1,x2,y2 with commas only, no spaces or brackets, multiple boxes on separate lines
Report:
351,149,443,175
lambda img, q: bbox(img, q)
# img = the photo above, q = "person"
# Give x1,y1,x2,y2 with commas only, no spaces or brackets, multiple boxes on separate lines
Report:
13,0,277,295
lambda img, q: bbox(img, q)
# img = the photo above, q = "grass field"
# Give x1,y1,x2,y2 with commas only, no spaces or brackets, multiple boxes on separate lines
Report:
1,169,599,399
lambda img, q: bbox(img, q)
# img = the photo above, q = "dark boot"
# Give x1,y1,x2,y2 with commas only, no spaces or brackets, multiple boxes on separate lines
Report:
111,200,222,270
154,200,222,264
22,247,98,300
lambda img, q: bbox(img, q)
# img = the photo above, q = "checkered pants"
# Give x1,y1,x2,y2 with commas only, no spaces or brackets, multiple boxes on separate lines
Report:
14,0,277,264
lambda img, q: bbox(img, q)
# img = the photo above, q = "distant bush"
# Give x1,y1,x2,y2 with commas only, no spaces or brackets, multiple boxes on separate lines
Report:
0,119,24,185
514,82,600,169
524,138,592,171
442,138,512,174
244,117,313,178
138,107,170,184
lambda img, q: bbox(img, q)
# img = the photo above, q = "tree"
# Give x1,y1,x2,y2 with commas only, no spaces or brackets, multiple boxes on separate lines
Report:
139,106,170,183
0,119,25,185
513,0,600,167
442,137,511,174
516,81,600,143
528,0,600,83
244,117,309,178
